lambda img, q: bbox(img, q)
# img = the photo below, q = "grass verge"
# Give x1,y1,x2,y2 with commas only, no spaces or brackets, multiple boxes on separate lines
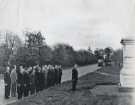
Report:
9,65,128,105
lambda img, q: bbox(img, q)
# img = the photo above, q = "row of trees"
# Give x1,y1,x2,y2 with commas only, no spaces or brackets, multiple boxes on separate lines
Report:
0,31,97,73
0,31,122,73
94,47,123,65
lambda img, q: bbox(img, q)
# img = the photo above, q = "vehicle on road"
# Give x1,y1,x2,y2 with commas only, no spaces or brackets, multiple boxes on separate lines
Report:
98,59,104,67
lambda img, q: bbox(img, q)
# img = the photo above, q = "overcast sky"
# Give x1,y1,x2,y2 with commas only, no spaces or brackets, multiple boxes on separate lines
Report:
0,0,134,50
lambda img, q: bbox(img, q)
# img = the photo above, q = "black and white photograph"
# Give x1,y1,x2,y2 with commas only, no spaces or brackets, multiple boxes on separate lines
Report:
0,0,135,105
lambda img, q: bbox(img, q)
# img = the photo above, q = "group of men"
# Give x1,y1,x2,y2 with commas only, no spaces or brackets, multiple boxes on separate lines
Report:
4,64,63,99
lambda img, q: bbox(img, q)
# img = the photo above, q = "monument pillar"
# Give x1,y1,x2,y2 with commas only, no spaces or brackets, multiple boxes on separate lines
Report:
120,36,135,88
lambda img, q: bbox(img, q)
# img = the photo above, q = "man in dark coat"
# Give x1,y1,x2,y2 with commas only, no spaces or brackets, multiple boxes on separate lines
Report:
29,67,35,95
17,66,24,99
23,67,30,97
51,67,55,86
38,66,45,91
41,69,45,90
72,64,78,91
54,66,57,85
47,66,51,87
35,65,41,93
4,66,11,99
58,66,62,84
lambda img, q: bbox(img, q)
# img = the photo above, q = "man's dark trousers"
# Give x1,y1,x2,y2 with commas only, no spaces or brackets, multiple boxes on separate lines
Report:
72,80,77,91
17,85,24,99
72,68,78,91
5,84,10,99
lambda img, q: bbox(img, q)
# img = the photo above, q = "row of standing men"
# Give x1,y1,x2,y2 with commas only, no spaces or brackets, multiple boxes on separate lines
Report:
4,65,63,99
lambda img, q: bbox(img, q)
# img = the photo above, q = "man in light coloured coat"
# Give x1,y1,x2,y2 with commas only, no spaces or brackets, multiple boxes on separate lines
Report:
10,65,17,97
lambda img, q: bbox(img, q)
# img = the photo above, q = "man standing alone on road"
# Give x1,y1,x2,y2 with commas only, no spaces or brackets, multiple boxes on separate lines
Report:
58,65,62,84
72,64,78,91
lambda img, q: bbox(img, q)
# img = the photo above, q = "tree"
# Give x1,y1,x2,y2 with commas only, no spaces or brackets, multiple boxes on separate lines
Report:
25,31,45,48
104,47,113,60
25,31,45,65
0,30,99,73
53,43,75,67
40,45,53,65
112,49,123,64
15,47,28,66
88,46,93,54
94,48,104,59
75,50,97,66
0,32,23,66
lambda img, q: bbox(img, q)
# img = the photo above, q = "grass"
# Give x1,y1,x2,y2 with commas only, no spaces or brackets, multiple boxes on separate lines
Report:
9,65,131,105
97,65,122,75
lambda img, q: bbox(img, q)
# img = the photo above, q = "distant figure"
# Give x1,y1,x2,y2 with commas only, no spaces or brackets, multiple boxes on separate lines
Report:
72,64,78,91
10,65,17,97
58,66,62,84
4,66,11,99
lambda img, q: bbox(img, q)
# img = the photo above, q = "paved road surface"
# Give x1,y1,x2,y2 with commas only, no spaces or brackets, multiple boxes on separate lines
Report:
0,64,100,105
62,64,100,82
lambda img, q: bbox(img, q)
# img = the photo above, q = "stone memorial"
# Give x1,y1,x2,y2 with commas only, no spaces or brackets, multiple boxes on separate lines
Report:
120,35,135,88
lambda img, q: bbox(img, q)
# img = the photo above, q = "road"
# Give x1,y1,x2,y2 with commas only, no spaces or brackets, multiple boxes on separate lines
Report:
0,64,100,105
62,64,100,82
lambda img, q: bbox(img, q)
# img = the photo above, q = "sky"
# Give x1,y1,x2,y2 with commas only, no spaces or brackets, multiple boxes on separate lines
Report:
0,0,134,50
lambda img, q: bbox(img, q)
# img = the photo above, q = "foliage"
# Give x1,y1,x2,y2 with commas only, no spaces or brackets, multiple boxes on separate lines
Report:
94,48,104,59
0,30,122,73
40,45,53,65
52,43,76,67
75,50,97,66
112,49,123,63
0,32,22,67
25,31,46,66
0,31,101,72
25,31,45,48
104,47,113,59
